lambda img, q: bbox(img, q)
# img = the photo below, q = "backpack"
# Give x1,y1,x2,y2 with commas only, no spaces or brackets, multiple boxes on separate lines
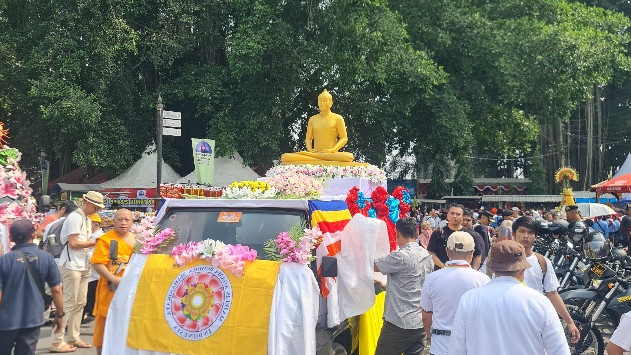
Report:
42,211,84,259
42,218,67,258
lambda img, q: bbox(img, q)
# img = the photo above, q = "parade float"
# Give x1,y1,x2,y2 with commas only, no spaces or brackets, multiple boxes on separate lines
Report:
104,90,400,355
0,120,40,255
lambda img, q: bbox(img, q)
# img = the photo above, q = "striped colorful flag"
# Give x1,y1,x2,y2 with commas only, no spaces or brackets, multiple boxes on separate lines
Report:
308,200,352,298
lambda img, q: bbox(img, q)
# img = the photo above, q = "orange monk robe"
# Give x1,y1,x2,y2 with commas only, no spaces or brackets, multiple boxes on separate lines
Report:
91,230,134,316
90,230,134,346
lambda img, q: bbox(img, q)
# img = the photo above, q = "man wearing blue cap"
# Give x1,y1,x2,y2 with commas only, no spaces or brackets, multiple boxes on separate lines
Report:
0,219,65,354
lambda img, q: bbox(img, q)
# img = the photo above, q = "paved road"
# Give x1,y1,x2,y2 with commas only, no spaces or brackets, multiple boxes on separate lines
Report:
36,321,95,354
33,318,628,355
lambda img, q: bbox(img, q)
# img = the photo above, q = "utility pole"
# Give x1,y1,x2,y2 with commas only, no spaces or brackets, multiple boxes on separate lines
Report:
156,95,163,197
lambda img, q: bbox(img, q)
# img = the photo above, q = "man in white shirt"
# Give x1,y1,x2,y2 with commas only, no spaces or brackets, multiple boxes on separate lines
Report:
420,231,489,355
607,311,631,354
449,240,570,355
51,191,103,351
513,216,580,343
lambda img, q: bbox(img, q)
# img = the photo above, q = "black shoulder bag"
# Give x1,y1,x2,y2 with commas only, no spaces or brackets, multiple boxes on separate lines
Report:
15,249,53,309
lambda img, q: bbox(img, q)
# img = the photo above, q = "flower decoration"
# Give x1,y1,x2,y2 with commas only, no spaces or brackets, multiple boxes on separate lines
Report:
267,171,323,199
345,185,412,251
211,244,257,277
171,241,201,267
0,146,38,224
138,228,177,254
266,164,387,184
223,181,278,199
264,224,320,264
199,239,227,262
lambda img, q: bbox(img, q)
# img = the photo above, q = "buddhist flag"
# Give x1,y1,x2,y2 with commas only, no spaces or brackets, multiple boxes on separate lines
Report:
308,200,351,298
191,138,215,184
127,254,280,355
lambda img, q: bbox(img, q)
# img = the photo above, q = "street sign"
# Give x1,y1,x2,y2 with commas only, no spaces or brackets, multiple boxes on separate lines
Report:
163,127,181,136
163,119,181,128
163,110,181,120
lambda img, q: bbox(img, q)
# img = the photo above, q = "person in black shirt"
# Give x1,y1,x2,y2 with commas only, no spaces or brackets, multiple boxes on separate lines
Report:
427,204,483,270
462,209,487,266
475,211,492,256
616,205,631,247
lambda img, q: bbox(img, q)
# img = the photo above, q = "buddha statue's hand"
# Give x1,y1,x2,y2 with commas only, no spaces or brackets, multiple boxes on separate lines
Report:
307,148,317,153
322,148,336,153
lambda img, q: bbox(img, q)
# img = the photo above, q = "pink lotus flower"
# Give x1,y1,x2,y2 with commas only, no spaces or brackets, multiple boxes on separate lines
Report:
0,179,18,199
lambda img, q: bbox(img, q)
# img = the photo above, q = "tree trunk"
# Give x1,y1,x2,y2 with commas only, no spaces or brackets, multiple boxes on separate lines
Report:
585,95,594,190
596,85,603,184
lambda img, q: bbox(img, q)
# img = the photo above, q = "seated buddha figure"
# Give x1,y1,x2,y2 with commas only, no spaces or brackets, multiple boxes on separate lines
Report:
281,90,357,165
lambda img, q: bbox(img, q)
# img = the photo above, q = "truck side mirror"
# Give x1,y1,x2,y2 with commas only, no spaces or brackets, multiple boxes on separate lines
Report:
321,256,338,278
109,240,118,261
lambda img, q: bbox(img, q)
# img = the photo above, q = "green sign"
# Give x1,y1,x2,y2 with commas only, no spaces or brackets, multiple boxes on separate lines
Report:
191,138,215,184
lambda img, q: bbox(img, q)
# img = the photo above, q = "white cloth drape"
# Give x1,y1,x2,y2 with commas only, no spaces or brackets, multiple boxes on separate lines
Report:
267,263,319,355
326,214,389,328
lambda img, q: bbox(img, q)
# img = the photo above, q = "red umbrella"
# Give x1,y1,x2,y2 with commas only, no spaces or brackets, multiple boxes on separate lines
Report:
595,173,631,193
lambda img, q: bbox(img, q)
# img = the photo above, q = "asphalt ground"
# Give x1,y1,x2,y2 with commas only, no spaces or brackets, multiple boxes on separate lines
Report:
36,320,95,354
33,318,629,355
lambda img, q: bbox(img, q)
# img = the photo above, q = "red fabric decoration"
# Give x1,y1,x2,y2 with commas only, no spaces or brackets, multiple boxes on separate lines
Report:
345,186,360,216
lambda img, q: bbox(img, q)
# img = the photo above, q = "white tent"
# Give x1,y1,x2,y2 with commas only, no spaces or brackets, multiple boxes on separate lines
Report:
176,153,260,186
101,144,181,189
613,153,631,178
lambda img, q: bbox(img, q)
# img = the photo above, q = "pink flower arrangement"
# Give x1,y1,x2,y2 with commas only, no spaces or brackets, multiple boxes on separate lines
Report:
170,239,255,277
171,241,202,267
211,244,257,277
267,171,323,198
266,164,387,183
0,149,37,224
139,228,177,254
264,225,320,264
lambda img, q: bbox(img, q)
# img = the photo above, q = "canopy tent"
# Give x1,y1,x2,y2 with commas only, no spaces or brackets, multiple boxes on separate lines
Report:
594,173,631,194
176,153,260,186
613,153,631,178
101,144,181,189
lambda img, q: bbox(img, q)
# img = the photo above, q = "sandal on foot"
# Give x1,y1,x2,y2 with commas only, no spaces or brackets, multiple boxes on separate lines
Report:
69,340,92,348
49,342,76,353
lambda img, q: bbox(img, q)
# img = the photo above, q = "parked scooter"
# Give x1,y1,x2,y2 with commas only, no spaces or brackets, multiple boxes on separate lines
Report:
561,232,631,355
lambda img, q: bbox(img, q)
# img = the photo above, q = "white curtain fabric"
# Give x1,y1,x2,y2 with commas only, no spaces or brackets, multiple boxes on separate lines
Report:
326,214,389,328
267,263,319,355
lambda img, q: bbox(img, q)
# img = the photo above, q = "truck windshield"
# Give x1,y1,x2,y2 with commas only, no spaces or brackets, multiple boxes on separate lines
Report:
157,208,306,259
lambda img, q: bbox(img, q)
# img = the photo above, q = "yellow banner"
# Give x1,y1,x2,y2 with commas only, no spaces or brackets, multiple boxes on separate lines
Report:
359,291,386,355
128,254,280,355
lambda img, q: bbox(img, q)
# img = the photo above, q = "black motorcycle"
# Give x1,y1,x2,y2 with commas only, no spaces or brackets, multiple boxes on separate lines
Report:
561,233,631,355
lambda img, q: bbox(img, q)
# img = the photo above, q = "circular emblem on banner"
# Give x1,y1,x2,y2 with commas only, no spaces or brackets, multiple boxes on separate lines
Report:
164,265,232,340
195,141,212,154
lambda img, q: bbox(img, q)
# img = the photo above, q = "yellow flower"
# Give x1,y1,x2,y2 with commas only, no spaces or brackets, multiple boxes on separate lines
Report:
181,284,214,321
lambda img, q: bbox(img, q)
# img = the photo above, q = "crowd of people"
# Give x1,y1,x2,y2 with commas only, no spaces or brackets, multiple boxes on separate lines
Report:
374,203,631,355
0,191,136,355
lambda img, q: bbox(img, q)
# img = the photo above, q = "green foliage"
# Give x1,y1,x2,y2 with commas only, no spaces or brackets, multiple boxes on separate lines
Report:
0,0,629,186
452,156,474,196
529,147,549,195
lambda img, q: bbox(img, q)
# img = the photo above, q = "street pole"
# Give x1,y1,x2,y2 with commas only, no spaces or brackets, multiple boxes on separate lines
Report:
156,95,163,198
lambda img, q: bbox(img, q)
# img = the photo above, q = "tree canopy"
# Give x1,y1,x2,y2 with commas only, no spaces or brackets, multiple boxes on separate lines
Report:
0,0,630,196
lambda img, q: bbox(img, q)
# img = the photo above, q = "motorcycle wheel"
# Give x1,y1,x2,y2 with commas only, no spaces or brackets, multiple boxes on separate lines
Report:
566,311,604,355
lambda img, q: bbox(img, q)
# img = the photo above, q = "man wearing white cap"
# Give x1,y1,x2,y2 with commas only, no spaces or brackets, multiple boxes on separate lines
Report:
50,191,104,352
420,232,490,355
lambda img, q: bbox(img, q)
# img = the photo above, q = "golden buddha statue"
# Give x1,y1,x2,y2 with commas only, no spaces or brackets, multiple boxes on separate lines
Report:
281,90,367,166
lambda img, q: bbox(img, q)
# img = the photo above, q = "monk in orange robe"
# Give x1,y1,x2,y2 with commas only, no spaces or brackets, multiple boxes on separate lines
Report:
90,209,136,354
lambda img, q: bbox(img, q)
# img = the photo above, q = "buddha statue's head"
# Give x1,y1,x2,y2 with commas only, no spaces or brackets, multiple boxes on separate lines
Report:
318,89,333,112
